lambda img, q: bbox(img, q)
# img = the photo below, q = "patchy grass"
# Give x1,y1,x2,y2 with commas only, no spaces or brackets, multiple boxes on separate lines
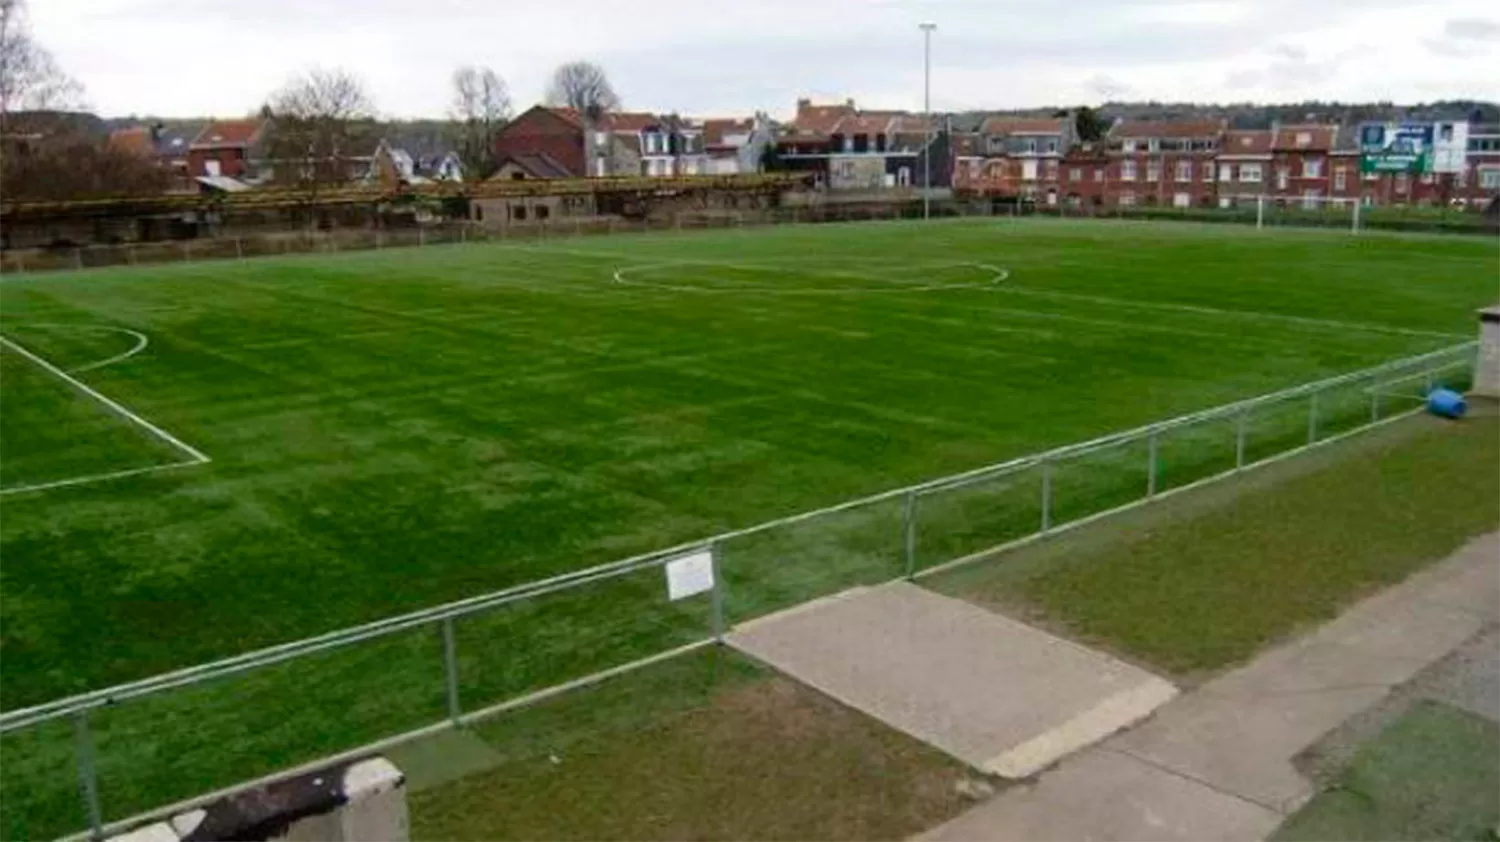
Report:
928,410,1500,678
404,648,984,841
1272,700,1500,841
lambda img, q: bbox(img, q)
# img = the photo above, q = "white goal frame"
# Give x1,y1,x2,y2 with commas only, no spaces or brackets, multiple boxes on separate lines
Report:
1255,194,1364,234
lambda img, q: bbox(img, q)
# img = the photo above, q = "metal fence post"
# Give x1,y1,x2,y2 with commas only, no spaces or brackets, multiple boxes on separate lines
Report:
902,491,919,578
1147,430,1159,497
1040,460,1053,533
440,618,461,726
74,247,84,270
1307,390,1320,443
74,711,104,841
234,237,244,260
1235,409,1248,470
127,244,137,265
709,544,726,641
419,226,426,247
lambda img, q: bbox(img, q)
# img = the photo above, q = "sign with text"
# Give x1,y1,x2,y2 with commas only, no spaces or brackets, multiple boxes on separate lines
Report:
664,549,715,601
1359,121,1468,174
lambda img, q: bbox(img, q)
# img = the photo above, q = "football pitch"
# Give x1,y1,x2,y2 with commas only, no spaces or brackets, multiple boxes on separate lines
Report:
0,217,1493,835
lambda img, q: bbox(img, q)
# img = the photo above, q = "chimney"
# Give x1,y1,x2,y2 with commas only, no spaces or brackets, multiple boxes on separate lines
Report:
845,97,856,110
796,98,811,114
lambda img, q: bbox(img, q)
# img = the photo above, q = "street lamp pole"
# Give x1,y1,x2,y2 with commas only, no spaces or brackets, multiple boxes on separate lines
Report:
920,22,936,221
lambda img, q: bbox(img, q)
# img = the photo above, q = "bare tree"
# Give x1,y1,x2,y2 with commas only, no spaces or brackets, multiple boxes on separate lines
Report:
545,61,619,177
448,65,511,180
0,0,84,123
261,67,377,201
545,61,619,122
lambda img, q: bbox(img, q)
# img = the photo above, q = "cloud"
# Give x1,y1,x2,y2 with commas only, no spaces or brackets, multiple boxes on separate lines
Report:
1443,17,1500,40
24,0,1500,118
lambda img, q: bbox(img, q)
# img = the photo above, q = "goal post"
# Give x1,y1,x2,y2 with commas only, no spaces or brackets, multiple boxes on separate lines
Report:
1255,194,1364,234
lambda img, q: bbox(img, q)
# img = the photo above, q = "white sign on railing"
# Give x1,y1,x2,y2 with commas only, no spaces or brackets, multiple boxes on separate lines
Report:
664,549,715,601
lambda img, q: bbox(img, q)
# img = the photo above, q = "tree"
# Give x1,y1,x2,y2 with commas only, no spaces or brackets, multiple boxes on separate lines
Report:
261,67,377,198
545,61,620,178
0,0,84,123
1072,106,1109,143
448,65,511,180
545,60,619,122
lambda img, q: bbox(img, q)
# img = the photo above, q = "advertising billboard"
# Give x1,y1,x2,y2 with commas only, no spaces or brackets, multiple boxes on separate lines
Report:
1360,121,1469,174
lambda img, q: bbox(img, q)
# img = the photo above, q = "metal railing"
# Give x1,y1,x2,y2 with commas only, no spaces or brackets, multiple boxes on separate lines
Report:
0,341,1478,842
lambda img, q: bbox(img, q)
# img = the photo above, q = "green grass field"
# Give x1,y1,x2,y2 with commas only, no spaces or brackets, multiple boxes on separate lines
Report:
0,217,1493,837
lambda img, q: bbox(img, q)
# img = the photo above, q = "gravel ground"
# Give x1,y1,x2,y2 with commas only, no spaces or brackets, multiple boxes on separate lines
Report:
1295,622,1500,784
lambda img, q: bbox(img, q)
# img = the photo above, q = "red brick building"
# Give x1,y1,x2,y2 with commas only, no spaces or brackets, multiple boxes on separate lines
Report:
1105,119,1223,207
491,105,589,178
187,119,266,178
1213,130,1272,207
1058,146,1110,208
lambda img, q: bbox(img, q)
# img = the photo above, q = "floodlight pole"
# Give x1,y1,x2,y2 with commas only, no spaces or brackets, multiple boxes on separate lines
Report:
921,22,936,221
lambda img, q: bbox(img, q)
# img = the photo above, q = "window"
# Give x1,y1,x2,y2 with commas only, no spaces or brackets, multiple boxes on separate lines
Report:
1069,167,1082,181
1044,139,1059,154
204,159,221,177
1044,160,1059,179
510,171,526,180
1175,161,1192,182
1147,160,1161,182
1147,138,1160,152
1333,168,1347,191
1362,194,1374,207
1303,157,1322,178
1295,131,1311,147
835,160,855,179
1119,191,1137,206
1240,163,1262,183
474,205,484,221
1203,163,1214,182
512,206,527,221
1276,167,1289,190
1122,139,1138,152
897,166,911,187
1482,169,1500,189
1219,164,1234,182
536,204,551,220
1173,192,1190,207
1121,160,1138,181
1094,167,1104,182
1301,189,1321,210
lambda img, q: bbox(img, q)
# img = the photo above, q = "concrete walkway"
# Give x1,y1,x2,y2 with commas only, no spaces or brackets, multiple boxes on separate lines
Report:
728,582,1178,779
920,531,1499,842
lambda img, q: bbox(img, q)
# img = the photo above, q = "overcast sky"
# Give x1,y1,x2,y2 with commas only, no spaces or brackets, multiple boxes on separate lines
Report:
29,0,1500,120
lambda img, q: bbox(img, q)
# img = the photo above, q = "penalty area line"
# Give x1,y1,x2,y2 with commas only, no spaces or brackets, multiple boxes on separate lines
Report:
0,331,211,474
0,460,204,497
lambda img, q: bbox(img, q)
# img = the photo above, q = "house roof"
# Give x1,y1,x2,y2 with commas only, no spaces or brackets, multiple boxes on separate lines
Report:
1110,119,1224,139
107,127,155,157
980,117,1067,135
834,113,895,136
1272,124,1337,151
191,119,265,148
1221,130,1274,156
792,99,856,135
703,118,753,147
153,123,202,159
494,152,573,179
605,112,661,132
196,175,252,192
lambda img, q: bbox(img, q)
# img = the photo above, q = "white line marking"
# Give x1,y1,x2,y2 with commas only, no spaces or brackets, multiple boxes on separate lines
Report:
0,460,202,497
611,260,1010,294
70,328,150,373
0,334,209,463
991,285,1461,340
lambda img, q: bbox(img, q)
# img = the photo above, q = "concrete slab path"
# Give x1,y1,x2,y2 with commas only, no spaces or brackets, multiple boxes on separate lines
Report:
919,531,1498,841
728,582,1178,778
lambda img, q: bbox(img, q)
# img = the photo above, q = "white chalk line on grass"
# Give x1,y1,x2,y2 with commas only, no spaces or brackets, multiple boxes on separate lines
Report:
991,285,1462,341
0,334,209,497
3,323,153,373
612,260,1011,294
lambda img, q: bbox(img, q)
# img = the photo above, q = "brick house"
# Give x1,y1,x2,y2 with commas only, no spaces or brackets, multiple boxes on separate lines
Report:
1214,130,1273,207
1268,124,1337,207
491,105,589,178
1058,145,1110,208
187,118,266,178
1105,119,1222,207
702,116,774,175
1459,123,1500,207
953,117,1073,202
